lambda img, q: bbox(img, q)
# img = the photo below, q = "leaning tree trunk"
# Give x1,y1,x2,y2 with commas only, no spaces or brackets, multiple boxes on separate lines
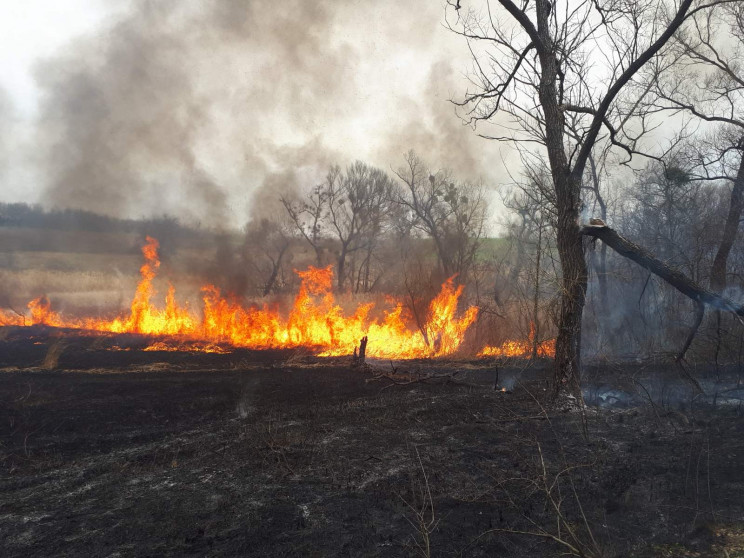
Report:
710,154,744,292
588,154,609,315
582,222,744,384
581,224,744,316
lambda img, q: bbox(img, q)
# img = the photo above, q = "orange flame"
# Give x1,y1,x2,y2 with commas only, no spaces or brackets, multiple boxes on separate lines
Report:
143,341,232,354
478,321,556,358
2,237,483,359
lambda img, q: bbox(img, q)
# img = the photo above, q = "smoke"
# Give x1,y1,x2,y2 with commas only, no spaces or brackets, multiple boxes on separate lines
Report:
31,0,498,228
0,88,10,173
376,60,498,181
35,2,232,224
0,87,24,194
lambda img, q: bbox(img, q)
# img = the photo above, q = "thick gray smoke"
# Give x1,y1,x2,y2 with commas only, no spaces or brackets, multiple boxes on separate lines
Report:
0,87,12,182
376,60,493,179
32,0,500,227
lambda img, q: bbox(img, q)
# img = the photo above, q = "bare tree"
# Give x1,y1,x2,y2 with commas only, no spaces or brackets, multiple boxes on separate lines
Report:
500,162,559,355
244,217,293,296
394,150,487,282
448,0,727,398
650,3,744,293
641,4,744,358
281,183,328,267
325,161,397,291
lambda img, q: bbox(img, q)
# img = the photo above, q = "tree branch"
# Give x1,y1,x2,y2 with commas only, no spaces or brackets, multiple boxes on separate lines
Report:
495,0,544,51
572,0,696,179
581,224,744,317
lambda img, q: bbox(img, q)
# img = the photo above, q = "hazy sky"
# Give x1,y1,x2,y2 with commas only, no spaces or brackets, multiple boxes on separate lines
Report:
0,0,513,228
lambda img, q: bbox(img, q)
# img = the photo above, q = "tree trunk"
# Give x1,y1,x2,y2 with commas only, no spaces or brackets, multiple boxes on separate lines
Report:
433,235,453,278
536,24,587,399
553,184,588,399
531,224,543,359
337,246,348,291
263,245,288,296
710,152,744,292
363,250,372,292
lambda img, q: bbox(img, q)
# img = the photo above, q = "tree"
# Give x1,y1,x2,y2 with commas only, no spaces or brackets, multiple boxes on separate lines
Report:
394,151,487,283
281,183,327,267
650,3,744,287
497,161,560,356
449,0,726,399
324,161,397,291
645,3,744,357
243,217,293,296
282,162,397,291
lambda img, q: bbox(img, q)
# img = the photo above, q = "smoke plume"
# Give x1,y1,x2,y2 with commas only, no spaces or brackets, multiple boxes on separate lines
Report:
33,0,497,227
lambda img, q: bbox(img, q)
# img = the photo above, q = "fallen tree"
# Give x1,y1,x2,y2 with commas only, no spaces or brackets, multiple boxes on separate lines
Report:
580,224,744,318
581,223,743,391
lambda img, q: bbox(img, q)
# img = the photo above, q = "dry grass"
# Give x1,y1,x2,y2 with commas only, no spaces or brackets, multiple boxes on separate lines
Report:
0,248,214,316
42,340,66,370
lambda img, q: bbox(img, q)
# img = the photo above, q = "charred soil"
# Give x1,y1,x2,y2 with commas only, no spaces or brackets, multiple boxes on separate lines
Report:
1,327,744,557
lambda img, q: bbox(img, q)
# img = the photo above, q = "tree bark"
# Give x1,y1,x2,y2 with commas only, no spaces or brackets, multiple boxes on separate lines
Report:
581,224,744,316
552,182,587,399
588,155,609,314
531,224,543,359
535,4,587,399
263,244,288,296
710,153,744,292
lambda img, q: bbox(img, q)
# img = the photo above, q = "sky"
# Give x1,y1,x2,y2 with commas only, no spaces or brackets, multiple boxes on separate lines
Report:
0,0,513,229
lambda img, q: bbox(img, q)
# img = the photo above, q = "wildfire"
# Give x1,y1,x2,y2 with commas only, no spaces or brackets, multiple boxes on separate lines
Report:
0,237,482,359
143,341,232,354
478,322,556,358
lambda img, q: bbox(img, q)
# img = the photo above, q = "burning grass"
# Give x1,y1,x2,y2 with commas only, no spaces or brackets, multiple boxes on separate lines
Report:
0,237,555,360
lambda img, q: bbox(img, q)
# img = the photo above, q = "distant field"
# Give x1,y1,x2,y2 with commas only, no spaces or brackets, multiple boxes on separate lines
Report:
476,236,510,261
0,224,510,317
0,226,141,255
0,226,217,315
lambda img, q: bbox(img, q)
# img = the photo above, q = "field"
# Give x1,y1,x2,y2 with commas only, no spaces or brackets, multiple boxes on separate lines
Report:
0,226,224,318
2,327,744,557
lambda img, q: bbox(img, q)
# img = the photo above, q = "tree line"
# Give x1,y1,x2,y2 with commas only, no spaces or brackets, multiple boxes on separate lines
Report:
244,151,488,298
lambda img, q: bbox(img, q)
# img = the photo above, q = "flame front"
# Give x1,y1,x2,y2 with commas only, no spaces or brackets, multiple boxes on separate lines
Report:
1,237,482,359
478,322,556,358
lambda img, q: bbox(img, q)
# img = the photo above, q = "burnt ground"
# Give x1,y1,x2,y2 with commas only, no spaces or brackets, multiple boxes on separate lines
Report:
1,327,744,557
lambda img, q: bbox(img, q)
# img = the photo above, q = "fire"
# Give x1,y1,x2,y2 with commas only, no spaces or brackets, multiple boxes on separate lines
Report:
143,341,232,354
0,236,481,359
478,322,556,358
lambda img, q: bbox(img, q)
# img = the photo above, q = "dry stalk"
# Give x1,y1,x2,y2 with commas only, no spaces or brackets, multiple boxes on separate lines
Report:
463,385,605,557
42,340,66,370
398,446,439,558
